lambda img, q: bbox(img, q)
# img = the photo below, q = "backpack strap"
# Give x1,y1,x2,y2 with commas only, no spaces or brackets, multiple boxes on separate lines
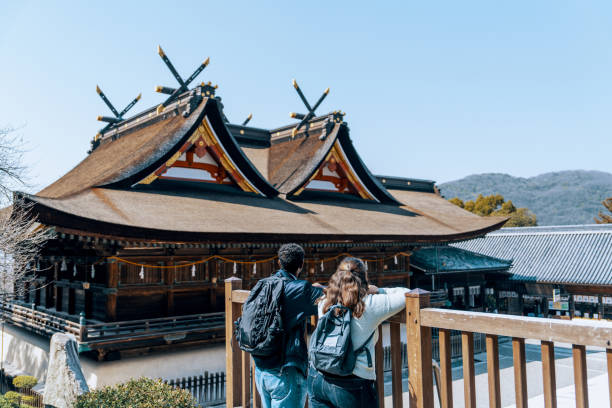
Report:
354,330,376,368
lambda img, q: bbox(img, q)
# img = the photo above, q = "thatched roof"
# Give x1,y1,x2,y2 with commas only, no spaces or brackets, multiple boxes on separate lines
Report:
25,87,506,243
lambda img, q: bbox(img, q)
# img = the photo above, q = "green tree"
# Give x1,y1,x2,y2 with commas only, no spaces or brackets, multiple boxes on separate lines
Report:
595,198,612,224
449,194,537,227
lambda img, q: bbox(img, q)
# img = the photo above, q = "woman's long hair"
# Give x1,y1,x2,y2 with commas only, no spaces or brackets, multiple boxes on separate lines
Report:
321,257,369,318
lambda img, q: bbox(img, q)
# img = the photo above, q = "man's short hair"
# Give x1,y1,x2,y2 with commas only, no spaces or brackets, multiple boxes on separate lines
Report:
278,243,305,273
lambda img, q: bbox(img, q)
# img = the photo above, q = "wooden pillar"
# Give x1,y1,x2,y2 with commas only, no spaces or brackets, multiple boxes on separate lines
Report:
404,253,411,288
607,349,612,408
486,335,501,408
106,261,118,321
165,262,175,316
406,288,434,408
438,329,453,408
572,344,589,408
390,322,403,408
211,260,218,310
512,338,528,408
374,325,385,407
541,341,557,408
461,332,476,408
225,277,242,408
52,263,59,309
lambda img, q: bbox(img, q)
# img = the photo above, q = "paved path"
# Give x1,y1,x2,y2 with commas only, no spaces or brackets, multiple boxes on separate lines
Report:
383,339,608,407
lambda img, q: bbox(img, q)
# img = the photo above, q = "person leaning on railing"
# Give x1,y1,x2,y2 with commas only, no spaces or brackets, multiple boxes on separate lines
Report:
308,257,410,408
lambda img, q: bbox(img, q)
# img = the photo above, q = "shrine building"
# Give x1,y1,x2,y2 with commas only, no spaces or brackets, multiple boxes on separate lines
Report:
2,50,507,385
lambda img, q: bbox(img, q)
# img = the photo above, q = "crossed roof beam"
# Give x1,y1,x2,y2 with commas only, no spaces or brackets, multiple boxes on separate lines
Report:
95,86,141,137
155,45,211,114
289,80,341,138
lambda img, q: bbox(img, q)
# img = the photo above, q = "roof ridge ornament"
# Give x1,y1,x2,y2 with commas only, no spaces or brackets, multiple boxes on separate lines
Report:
289,79,330,138
155,45,211,114
242,113,253,126
91,85,141,152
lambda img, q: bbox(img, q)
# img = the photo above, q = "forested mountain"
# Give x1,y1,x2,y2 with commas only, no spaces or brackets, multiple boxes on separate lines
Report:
439,171,612,226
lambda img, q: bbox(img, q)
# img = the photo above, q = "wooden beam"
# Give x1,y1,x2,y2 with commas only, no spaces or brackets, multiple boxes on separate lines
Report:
390,322,403,408
421,308,612,348
225,277,242,408
572,345,589,408
512,338,528,408
486,334,501,408
106,261,118,321
607,349,612,408
406,289,434,408
375,325,385,407
461,332,476,408
231,290,251,304
541,341,557,408
438,329,453,408
242,351,251,408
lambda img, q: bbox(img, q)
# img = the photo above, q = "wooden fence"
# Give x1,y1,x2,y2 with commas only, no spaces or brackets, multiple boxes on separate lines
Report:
381,331,487,372
225,278,612,408
0,369,44,408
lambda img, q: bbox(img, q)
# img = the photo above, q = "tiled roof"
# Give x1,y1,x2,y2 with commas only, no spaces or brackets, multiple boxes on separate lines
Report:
453,224,612,285
410,246,511,274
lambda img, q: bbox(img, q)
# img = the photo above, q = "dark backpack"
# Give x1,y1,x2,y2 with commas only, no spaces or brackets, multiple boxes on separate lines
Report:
235,276,286,357
308,305,374,376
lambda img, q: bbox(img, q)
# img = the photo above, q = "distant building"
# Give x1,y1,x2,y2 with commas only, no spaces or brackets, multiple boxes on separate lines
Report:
409,246,512,312
454,224,612,319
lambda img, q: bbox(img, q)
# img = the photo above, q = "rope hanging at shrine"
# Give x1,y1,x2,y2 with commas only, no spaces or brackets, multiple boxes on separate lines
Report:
37,252,411,271
104,251,412,269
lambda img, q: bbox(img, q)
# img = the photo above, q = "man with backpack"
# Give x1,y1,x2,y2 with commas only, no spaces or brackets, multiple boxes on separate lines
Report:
236,243,323,408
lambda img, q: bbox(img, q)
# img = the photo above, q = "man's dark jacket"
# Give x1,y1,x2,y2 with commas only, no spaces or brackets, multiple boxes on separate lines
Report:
252,270,323,375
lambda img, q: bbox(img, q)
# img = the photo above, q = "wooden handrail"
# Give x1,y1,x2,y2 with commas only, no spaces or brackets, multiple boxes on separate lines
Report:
226,280,612,408
420,308,612,348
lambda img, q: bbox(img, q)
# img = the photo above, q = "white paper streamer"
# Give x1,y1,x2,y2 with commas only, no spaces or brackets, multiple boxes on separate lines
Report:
252,263,257,275
191,264,196,278
60,258,67,272
233,262,237,275
73,264,77,277
320,261,324,272
91,264,95,279
139,266,145,280
394,255,398,265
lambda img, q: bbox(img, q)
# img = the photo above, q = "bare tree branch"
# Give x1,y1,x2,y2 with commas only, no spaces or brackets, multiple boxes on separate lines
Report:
0,126,54,301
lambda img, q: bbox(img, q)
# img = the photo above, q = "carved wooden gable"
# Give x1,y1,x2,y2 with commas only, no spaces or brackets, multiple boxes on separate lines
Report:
138,116,262,194
295,141,377,201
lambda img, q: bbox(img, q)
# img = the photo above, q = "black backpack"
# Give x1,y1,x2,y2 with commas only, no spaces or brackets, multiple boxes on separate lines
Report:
235,276,286,357
309,305,374,376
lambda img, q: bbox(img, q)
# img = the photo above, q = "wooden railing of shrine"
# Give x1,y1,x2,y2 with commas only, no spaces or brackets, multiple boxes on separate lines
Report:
0,301,81,338
1,301,225,351
225,278,612,408
81,312,225,348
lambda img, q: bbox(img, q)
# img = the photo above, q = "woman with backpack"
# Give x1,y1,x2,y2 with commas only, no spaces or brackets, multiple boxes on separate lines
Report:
307,257,410,407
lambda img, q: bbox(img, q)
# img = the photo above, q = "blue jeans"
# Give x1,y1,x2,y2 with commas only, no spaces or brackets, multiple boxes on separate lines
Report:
307,366,378,408
254,366,307,408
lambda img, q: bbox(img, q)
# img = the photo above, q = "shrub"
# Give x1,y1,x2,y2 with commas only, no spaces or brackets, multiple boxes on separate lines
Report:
0,395,13,408
3,391,20,405
13,375,38,390
21,395,37,405
76,377,198,408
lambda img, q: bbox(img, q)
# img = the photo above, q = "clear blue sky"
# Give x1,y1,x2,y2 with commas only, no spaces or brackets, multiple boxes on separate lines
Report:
1,1,611,191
